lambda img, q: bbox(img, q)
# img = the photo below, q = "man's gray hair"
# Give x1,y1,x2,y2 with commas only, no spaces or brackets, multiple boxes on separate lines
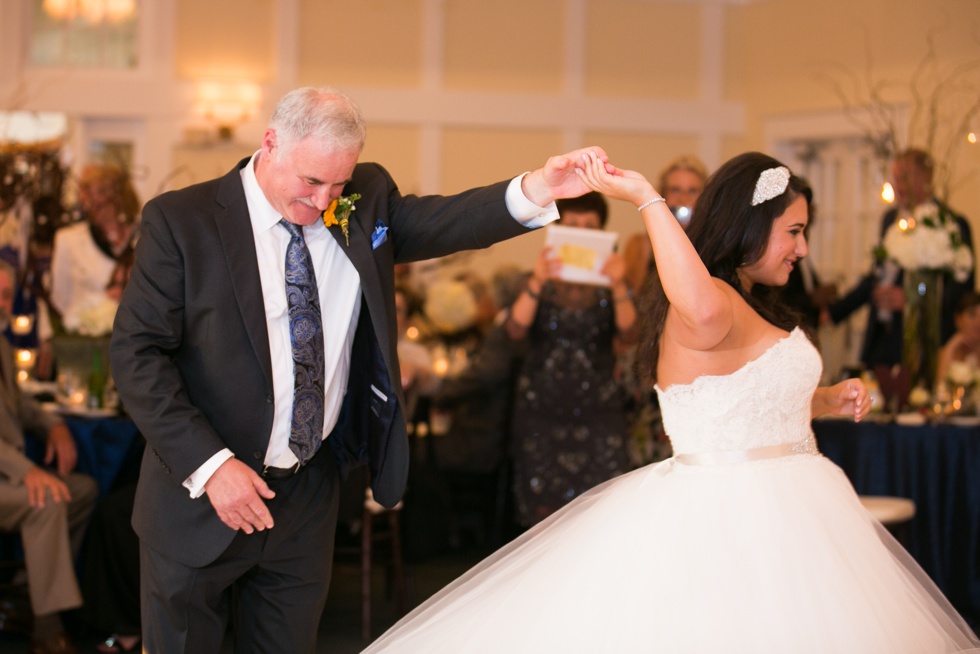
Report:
269,87,366,158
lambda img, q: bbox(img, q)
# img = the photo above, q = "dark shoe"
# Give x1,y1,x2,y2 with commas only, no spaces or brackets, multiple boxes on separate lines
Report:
0,598,32,635
29,632,79,654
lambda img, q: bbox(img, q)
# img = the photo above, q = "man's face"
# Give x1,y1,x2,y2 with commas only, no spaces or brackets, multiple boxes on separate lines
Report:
257,129,360,226
890,158,932,208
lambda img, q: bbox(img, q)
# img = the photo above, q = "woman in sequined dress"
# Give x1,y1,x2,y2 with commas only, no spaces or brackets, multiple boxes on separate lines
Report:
504,191,638,527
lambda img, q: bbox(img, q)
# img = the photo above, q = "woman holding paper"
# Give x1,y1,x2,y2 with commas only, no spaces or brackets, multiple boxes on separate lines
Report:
504,191,638,527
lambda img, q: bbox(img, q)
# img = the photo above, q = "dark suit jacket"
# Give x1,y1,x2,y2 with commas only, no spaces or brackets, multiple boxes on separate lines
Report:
110,158,531,567
829,201,974,367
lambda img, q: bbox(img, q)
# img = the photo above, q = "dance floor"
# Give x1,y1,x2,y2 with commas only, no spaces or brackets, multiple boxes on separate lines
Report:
0,547,484,654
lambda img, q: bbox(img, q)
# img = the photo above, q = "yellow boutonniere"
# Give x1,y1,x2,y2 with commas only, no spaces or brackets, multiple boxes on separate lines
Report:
322,193,361,246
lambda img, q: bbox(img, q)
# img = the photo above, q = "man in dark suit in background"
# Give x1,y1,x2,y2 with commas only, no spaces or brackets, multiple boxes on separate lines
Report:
824,148,975,368
110,86,608,653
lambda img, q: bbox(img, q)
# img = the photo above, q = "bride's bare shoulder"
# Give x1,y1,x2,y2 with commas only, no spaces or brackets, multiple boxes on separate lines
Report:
659,290,789,387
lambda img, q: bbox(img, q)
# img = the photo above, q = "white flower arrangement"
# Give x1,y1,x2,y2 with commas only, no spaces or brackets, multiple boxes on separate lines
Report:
65,297,119,336
946,359,978,388
423,280,477,335
879,201,973,282
907,385,932,408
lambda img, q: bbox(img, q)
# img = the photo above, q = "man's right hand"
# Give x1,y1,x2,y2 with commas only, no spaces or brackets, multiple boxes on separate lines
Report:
23,467,71,508
204,458,276,533
872,284,905,312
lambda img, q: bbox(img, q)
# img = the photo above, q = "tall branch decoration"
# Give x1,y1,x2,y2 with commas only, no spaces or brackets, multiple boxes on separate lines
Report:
816,31,980,202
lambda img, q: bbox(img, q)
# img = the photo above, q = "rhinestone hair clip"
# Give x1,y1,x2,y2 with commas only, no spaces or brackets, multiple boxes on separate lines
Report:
751,166,791,206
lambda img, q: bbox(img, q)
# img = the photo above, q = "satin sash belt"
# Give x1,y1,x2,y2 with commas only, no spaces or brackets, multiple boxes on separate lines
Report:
674,437,817,466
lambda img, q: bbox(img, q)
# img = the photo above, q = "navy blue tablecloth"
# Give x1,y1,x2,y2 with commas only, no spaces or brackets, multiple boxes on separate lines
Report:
27,414,143,496
813,419,980,622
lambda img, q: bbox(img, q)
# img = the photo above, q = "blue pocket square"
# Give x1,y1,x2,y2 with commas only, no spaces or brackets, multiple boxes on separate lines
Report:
371,221,388,250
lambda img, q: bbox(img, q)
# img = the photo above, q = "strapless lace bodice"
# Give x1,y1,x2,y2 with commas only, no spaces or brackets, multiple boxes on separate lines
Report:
655,328,821,456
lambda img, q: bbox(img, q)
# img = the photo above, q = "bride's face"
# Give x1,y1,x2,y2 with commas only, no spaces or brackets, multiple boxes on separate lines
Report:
739,195,808,289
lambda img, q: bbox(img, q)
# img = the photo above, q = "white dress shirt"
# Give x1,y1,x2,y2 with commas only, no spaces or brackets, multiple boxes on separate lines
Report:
184,153,558,497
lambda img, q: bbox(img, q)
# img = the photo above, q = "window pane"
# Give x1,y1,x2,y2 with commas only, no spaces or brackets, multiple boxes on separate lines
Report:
30,0,139,69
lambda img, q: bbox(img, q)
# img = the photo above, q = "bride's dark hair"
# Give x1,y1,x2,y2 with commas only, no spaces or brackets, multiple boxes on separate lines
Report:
635,152,809,386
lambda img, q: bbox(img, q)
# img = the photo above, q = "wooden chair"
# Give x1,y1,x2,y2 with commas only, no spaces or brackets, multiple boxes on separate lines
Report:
335,469,414,641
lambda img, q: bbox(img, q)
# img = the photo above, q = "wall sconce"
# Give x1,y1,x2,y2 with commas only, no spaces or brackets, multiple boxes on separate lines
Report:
195,81,262,142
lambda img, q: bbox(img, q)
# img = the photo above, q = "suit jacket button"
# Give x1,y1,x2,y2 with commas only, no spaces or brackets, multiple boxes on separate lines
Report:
252,451,263,460
266,395,273,404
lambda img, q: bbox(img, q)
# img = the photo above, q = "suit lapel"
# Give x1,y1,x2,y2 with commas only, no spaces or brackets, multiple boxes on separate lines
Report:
214,166,275,390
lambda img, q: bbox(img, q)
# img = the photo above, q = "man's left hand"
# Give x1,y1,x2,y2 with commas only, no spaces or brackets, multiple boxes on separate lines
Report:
44,424,78,477
521,147,613,206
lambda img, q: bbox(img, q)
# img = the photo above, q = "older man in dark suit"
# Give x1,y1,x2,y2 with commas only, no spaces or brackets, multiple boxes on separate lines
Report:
0,261,97,654
826,148,974,368
110,86,607,653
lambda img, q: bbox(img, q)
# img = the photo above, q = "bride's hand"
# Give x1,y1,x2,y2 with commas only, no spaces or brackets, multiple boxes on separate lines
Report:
829,378,872,422
576,151,657,207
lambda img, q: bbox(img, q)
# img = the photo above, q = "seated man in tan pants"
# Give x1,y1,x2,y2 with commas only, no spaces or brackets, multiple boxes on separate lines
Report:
0,260,97,654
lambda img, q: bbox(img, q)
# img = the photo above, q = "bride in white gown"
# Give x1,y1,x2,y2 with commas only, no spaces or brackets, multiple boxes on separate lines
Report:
363,152,980,653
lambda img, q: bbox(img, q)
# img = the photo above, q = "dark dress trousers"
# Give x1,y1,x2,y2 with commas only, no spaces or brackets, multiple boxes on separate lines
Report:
109,157,531,644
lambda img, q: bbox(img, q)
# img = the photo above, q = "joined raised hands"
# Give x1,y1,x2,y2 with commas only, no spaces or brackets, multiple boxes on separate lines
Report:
521,147,616,207
575,151,657,208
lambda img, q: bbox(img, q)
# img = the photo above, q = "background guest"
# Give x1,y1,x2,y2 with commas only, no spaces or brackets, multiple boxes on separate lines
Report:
936,291,980,385
622,155,708,292
81,480,141,654
0,259,97,654
825,149,975,368
49,164,140,334
506,192,637,527
429,266,529,548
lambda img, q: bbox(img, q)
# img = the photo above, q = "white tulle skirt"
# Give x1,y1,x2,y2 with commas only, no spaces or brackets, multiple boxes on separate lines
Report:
363,453,980,653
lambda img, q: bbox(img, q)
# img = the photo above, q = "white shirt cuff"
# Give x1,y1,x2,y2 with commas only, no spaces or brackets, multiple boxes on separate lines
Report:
505,173,560,229
183,448,235,499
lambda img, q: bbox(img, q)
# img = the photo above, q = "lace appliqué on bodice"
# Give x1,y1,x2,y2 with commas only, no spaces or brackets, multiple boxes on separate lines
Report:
655,328,821,456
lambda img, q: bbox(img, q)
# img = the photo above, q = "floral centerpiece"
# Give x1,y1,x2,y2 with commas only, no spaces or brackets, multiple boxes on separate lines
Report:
940,359,980,416
53,297,117,408
878,201,973,392
879,202,973,282
64,297,119,337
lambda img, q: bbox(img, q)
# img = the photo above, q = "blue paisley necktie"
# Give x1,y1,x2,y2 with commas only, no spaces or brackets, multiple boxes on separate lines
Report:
279,219,325,464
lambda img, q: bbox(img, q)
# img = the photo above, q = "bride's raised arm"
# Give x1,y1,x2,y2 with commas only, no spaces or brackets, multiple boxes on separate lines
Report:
577,151,732,349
